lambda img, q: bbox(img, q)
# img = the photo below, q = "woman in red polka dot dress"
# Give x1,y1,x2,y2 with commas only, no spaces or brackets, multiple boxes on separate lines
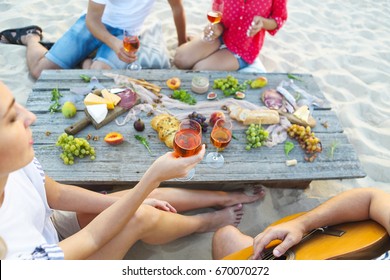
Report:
174,0,287,71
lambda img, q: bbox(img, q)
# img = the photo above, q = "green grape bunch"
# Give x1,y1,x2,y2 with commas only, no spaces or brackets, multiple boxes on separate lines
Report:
245,124,269,150
213,75,251,97
56,133,96,165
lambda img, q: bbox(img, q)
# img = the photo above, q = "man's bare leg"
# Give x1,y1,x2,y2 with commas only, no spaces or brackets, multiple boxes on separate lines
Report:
90,60,112,69
212,225,253,260
24,34,61,79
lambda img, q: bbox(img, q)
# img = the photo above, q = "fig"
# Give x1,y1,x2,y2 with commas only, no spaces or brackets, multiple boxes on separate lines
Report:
104,132,124,145
207,92,217,100
133,118,145,132
234,91,246,99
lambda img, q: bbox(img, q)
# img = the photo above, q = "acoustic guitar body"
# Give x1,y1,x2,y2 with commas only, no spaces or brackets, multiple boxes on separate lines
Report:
223,212,390,260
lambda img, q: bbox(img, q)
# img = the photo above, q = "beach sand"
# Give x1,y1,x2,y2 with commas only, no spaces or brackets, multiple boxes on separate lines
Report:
1,0,389,259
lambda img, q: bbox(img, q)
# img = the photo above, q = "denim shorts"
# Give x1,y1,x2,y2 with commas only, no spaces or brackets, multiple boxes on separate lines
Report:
45,14,128,69
219,37,249,70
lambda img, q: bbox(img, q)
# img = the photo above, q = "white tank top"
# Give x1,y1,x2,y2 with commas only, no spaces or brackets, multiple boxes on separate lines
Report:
0,158,58,259
92,0,156,35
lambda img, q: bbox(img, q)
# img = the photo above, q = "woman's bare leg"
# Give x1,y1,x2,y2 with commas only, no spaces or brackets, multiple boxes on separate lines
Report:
147,187,265,212
192,49,240,71
173,35,221,69
84,204,244,259
108,187,265,213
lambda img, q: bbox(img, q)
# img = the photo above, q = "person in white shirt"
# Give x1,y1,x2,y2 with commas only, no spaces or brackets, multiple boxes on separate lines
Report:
0,0,187,79
0,81,265,260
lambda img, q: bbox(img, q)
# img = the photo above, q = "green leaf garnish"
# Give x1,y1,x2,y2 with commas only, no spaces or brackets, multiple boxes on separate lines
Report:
49,87,63,113
287,73,303,82
80,74,91,83
135,135,152,155
171,89,197,105
328,141,339,159
284,141,295,157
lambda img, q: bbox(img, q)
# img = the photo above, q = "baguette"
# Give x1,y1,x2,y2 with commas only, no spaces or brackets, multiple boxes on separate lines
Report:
243,109,280,125
227,105,280,125
238,109,251,122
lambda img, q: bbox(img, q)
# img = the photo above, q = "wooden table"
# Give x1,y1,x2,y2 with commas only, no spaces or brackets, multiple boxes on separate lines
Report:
26,69,366,191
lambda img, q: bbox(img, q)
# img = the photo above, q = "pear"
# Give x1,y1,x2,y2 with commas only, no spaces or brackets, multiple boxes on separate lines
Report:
61,101,77,118
250,76,268,89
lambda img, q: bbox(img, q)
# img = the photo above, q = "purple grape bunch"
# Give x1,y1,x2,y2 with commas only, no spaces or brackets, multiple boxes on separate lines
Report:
188,111,208,133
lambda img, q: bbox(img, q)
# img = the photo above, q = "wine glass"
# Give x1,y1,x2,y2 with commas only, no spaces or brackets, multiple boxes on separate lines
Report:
173,119,203,181
203,0,224,42
206,119,232,168
123,30,142,71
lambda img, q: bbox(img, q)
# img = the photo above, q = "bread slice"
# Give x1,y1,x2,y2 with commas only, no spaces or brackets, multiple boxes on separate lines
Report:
151,113,170,130
164,133,175,148
228,105,242,120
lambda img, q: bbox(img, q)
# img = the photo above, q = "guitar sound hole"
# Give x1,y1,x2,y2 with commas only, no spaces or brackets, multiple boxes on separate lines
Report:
273,255,288,260
263,249,295,260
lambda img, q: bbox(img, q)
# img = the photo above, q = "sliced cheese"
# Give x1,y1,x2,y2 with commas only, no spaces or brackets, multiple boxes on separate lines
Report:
110,88,126,94
84,93,114,109
86,104,108,124
101,88,121,106
293,105,310,123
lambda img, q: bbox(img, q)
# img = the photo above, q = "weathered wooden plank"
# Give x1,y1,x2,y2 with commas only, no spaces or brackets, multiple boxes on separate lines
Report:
33,130,365,186
29,69,331,110
26,70,365,190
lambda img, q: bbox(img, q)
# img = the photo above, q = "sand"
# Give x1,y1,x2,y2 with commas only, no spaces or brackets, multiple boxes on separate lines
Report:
0,0,389,259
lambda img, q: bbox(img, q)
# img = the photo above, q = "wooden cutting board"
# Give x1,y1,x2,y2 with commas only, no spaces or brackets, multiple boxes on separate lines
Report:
64,105,128,135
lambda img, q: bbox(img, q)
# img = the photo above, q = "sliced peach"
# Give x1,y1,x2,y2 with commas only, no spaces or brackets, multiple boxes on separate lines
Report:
104,132,124,145
166,77,181,90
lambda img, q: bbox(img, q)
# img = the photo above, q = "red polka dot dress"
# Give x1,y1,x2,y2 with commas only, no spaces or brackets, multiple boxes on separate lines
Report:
217,0,288,64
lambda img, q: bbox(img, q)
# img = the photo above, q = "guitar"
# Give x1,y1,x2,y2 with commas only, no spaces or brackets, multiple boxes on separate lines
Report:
223,212,390,260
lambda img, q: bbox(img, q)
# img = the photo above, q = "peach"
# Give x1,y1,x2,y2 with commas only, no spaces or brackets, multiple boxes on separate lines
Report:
209,111,226,127
104,132,124,145
166,77,181,90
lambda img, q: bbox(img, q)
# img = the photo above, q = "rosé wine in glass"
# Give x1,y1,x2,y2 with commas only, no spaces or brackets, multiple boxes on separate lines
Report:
123,30,142,71
173,119,202,181
204,0,224,42
206,119,232,168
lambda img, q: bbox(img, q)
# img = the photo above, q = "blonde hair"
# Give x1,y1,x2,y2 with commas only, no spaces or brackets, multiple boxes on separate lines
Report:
0,236,7,259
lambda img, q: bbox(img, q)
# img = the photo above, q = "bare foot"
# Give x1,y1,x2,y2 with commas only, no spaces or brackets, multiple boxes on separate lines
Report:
197,204,244,232
217,187,266,208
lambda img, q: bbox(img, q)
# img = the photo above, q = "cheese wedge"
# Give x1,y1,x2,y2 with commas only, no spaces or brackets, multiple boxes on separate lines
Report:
84,93,114,109
86,104,108,124
293,105,310,123
101,88,121,106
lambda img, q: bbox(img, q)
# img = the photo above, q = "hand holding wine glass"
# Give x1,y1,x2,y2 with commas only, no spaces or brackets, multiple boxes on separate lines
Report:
204,0,224,42
123,30,142,71
173,119,203,181
206,119,232,168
